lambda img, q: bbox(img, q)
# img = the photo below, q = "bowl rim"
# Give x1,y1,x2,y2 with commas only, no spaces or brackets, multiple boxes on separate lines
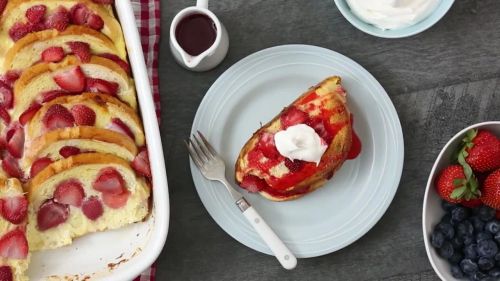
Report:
422,121,500,281
333,0,455,39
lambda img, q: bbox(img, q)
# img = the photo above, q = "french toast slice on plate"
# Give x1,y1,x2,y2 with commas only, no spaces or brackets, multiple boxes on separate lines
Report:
3,26,126,72
0,178,29,281
235,76,352,201
26,153,150,251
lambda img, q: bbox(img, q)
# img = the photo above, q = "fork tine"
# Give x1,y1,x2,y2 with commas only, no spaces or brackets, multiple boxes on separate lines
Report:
193,133,212,160
185,139,203,168
189,136,209,163
197,131,217,157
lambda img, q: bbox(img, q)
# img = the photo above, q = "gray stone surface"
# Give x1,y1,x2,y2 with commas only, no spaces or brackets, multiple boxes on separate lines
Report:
156,0,500,280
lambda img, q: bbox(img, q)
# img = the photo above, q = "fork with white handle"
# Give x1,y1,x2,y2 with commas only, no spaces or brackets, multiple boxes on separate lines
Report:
186,131,297,270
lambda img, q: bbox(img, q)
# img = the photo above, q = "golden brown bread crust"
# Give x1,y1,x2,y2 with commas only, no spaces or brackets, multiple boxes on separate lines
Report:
235,76,352,201
25,126,138,164
27,152,131,199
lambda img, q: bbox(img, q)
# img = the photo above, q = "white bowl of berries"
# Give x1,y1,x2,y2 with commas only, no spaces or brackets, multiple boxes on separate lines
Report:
423,121,500,280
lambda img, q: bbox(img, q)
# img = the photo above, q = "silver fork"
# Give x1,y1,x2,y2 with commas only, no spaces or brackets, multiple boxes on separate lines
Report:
186,131,297,270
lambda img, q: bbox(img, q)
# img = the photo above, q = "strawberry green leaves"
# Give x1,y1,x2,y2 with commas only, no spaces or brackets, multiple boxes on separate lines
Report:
451,129,481,200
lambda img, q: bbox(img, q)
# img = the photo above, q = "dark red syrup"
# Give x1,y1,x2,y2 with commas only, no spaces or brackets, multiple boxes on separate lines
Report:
175,14,217,56
347,115,362,159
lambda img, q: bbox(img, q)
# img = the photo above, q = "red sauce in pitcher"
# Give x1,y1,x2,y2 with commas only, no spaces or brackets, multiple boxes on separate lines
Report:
175,14,217,56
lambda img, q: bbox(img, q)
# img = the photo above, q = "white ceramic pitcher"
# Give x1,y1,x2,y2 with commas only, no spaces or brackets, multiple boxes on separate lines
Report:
169,0,229,72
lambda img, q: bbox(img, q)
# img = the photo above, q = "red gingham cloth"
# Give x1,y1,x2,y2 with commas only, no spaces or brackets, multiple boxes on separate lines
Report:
131,0,161,280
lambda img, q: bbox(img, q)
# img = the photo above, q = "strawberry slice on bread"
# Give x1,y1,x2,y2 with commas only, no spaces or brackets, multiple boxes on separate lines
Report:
235,76,353,201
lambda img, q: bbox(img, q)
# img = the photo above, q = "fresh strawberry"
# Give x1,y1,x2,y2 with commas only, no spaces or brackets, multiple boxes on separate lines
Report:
71,104,95,125
67,41,90,63
0,70,20,88
53,66,86,92
85,78,119,96
0,196,28,224
0,82,13,109
257,132,280,159
92,0,114,4
496,210,500,220
107,118,134,140
81,196,103,220
284,158,305,173
1,155,23,179
131,148,151,177
461,198,482,208
102,189,129,209
0,229,28,259
19,102,42,125
86,13,104,30
30,157,53,178
8,22,32,41
481,169,500,209
435,165,480,203
240,175,268,193
36,199,68,231
93,167,126,194
280,107,309,129
44,6,69,32
98,53,130,74
59,146,81,158
5,123,24,158
42,104,75,130
40,90,70,103
26,5,47,24
0,266,12,281
460,129,500,173
0,107,10,124
54,179,85,207
41,46,64,63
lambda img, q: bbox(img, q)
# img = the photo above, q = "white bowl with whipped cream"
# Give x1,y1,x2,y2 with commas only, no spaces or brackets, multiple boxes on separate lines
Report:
334,0,454,38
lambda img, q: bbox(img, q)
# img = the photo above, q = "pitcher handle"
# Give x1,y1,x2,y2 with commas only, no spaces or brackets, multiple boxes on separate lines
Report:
196,0,208,9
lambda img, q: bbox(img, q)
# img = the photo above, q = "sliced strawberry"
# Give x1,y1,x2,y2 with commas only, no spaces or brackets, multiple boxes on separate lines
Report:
26,5,47,24
19,102,42,125
0,196,28,224
71,104,95,125
98,53,131,75
93,167,126,195
42,104,75,130
53,66,86,93
41,46,64,63
0,70,20,88
54,179,85,207
280,107,308,129
0,229,28,259
92,0,114,4
0,107,10,124
37,199,69,231
85,78,119,96
67,41,90,63
284,158,305,173
102,189,129,209
257,132,280,159
5,124,24,158
1,155,23,179
30,157,53,178
0,82,13,109
40,90,70,103
86,13,104,30
8,22,32,41
131,148,151,177
59,146,81,158
82,196,103,220
70,4,90,25
0,266,12,281
44,6,69,32
240,175,269,193
0,0,7,16
306,117,332,143
107,118,134,140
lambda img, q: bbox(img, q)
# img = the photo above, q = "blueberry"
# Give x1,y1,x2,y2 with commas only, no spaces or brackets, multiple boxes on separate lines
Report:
449,252,463,264
442,200,458,212
451,264,464,278
441,214,453,224
452,236,464,249
495,253,500,262
439,241,454,259
461,259,479,275
478,240,499,258
457,221,474,237
431,230,445,248
472,271,488,281
477,232,493,243
485,221,500,234
479,206,496,221
489,268,500,277
478,257,495,271
437,222,455,240
465,244,479,260
494,232,500,244
472,216,486,232
452,206,469,222
464,234,474,246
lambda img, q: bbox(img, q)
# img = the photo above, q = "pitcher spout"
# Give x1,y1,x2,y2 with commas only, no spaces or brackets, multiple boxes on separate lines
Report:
180,51,206,69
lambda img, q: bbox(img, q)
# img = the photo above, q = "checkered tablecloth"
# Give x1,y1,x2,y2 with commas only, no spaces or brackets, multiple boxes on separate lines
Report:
131,0,161,280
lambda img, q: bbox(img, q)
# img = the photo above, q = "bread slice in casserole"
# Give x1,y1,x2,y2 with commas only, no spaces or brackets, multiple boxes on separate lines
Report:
235,76,352,201
26,153,150,251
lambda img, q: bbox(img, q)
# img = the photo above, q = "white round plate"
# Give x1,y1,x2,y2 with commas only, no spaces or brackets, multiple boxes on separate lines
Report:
190,44,404,258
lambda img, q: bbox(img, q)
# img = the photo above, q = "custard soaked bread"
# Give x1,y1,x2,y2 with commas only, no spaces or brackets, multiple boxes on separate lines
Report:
235,77,352,201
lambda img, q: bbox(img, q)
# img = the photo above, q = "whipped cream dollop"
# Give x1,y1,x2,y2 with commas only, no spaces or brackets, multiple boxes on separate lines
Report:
274,124,328,166
346,0,440,30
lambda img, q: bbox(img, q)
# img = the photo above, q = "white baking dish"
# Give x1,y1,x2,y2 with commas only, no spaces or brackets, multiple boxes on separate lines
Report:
25,1,170,280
